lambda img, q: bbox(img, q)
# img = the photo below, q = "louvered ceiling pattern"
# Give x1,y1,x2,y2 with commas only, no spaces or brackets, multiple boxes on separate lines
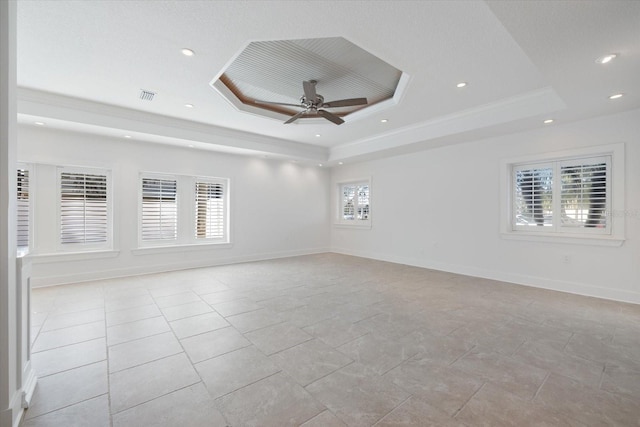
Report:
217,37,402,116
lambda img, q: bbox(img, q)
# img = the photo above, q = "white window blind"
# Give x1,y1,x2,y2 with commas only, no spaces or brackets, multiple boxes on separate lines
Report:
560,157,608,230
60,171,108,244
512,156,610,234
342,183,370,221
17,168,30,249
513,165,553,229
195,180,225,240
141,177,177,241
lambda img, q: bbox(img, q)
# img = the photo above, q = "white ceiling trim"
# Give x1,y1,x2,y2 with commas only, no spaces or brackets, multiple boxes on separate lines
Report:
329,86,566,161
17,88,328,161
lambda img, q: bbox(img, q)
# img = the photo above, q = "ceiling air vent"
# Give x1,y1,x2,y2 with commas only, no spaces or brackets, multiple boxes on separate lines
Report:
139,89,156,101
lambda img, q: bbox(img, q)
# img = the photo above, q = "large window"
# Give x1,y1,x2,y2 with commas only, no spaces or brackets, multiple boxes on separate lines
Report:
337,180,371,227
513,156,610,234
503,144,624,245
139,174,229,247
17,166,30,251
195,179,227,241
59,168,110,247
141,176,178,242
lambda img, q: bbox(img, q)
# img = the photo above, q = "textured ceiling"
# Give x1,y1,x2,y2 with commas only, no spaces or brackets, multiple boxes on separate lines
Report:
14,0,640,164
217,37,402,118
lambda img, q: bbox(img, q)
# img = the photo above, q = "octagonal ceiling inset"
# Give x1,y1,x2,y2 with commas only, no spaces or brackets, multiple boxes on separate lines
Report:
210,37,406,124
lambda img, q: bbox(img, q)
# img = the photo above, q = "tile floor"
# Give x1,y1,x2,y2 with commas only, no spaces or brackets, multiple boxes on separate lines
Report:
21,253,640,426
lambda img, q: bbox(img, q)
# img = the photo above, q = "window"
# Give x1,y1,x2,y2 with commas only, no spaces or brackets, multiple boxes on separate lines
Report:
195,180,227,241
337,180,371,227
513,156,610,234
141,176,178,241
17,166,30,251
502,143,624,245
59,168,110,246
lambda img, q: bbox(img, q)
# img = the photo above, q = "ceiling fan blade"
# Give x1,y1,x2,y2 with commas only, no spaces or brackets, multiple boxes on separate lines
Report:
303,80,317,101
318,109,345,125
284,110,307,124
255,100,302,108
322,97,368,108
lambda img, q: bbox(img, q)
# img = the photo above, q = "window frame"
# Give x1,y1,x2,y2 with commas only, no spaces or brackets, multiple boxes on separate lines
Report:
335,178,372,228
56,166,112,251
500,143,625,246
137,172,231,249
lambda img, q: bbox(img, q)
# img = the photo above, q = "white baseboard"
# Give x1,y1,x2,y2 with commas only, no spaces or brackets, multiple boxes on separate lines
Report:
31,247,330,287
331,247,640,305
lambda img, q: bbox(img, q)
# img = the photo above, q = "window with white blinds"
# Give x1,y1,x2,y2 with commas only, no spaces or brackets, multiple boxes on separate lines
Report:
512,156,610,234
195,180,226,240
60,170,109,245
338,180,371,226
17,167,30,250
141,177,178,241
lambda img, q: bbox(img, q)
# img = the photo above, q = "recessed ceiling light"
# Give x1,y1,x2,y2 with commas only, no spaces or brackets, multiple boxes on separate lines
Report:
380,119,388,123
187,144,194,148
608,93,624,100
543,119,554,124
318,163,323,167
315,134,321,137
338,162,344,165
181,48,195,57
596,54,617,64
184,103,194,108
123,135,132,138
34,121,45,126
456,82,467,88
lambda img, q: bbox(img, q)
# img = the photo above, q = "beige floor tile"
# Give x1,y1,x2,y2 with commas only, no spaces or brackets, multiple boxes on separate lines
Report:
32,338,106,377
106,304,162,327
160,300,213,321
169,311,229,339
375,397,466,427
270,339,353,386
181,326,251,363
600,364,640,400
303,317,369,348
452,349,548,400
337,333,418,375
300,410,347,427
106,316,169,346
195,346,280,399
32,320,105,352
535,373,639,426
41,308,105,332
305,362,410,427
109,353,200,413
22,395,110,427
212,297,262,317
399,330,474,366
455,382,584,427
105,294,155,312
226,307,285,333
154,291,202,309
108,331,183,372
244,321,313,355
217,372,325,426
383,357,483,416
25,361,108,419
112,383,227,427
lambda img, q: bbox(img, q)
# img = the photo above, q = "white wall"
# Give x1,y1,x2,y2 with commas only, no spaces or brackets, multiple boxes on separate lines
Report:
331,109,640,304
18,126,331,286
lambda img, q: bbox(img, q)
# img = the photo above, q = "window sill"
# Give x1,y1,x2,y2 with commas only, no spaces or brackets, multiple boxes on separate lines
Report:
31,249,120,263
132,242,233,255
500,232,624,247
334,222,372,230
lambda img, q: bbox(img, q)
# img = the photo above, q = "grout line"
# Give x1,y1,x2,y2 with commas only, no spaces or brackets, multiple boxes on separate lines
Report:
532,371,551,401
452,382,485,418
448,344,477,366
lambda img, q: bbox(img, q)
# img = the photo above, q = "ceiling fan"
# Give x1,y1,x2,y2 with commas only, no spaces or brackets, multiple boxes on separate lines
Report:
255,80,368,125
